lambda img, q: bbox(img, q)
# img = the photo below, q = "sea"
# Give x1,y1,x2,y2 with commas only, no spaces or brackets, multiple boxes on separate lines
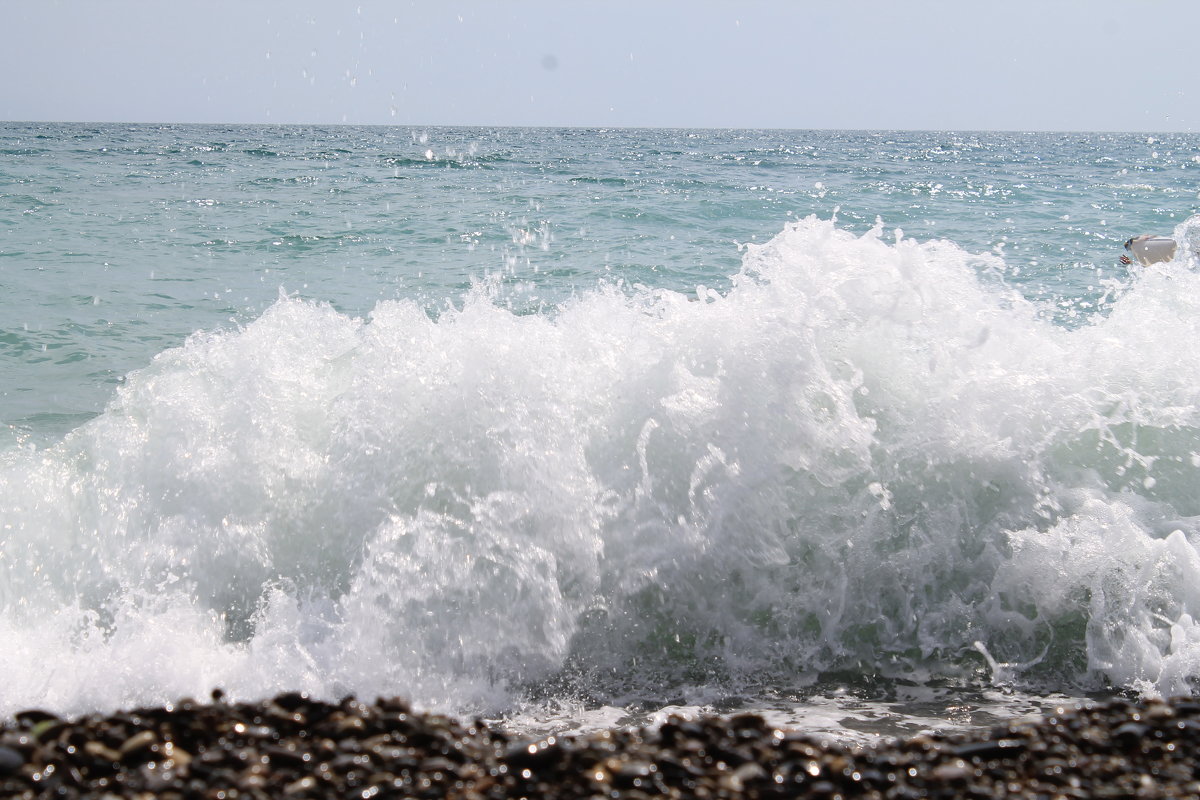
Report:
2,123,1200,745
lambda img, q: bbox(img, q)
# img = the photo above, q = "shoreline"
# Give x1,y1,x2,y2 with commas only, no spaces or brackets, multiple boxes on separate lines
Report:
0,692,1196,798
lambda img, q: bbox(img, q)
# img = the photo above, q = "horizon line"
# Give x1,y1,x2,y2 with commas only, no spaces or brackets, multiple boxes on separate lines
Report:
1,119,1195,136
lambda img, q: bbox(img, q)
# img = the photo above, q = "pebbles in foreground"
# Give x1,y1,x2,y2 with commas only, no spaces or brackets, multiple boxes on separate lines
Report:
0,692,1197,798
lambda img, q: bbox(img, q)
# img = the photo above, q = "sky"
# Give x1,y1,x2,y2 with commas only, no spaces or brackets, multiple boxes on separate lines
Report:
1,0,1196,131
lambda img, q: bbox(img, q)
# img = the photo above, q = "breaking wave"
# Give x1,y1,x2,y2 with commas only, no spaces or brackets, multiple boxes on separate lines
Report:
4,216,1200,718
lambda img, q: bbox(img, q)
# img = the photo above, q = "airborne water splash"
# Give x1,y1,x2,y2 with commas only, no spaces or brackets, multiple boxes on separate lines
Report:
3,216,1200,720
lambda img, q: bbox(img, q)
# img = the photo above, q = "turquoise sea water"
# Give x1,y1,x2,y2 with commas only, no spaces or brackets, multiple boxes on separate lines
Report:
2,124,1200,741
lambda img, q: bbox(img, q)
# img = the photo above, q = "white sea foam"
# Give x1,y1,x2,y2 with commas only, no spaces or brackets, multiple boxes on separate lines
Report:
4,216,1200,720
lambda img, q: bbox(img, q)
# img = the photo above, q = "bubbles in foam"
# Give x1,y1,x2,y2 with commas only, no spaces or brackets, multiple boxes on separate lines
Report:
3,216,1200,718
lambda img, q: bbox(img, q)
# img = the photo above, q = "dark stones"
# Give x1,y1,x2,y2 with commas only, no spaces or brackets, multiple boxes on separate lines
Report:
1,693,1199,798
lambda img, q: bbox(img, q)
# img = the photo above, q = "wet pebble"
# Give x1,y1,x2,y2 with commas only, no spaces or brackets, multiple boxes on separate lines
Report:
0,745,23,775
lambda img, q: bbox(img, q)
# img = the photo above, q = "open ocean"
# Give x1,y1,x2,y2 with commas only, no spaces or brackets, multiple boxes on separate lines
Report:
2,123,1200,745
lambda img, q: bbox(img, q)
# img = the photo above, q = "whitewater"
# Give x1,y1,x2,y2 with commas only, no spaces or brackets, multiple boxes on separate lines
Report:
2,124,1199,742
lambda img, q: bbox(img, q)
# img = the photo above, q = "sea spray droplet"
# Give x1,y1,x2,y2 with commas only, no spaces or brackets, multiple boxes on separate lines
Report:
867,482,892,510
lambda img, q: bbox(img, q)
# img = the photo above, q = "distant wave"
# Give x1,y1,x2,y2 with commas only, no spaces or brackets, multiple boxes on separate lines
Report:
378,151,511,169
568,176,632,186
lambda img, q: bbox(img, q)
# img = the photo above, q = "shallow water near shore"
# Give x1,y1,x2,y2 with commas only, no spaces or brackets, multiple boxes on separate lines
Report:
500,683,1105,746
2,124,1199,743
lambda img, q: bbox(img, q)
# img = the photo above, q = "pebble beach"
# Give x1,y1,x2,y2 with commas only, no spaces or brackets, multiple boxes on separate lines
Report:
1,693,1197,799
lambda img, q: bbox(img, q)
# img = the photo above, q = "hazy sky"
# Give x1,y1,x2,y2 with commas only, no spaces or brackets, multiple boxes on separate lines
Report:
2,0,1195,131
